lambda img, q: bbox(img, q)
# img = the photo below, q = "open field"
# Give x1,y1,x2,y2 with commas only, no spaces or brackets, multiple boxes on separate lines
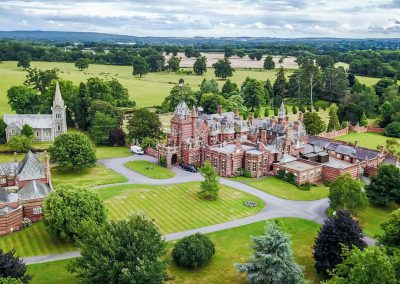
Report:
96,182,263,234
335,131,399,150
51,163,128,187
0,222,74,257
124,160,175,179
233,176,329,201
27,218,321,284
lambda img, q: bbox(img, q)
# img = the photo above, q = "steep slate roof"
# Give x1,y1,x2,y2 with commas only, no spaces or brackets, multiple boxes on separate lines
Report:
16,151,46,181
18,180,51,200
4,114,53,129
354,148,380,160
336,145,356,156
0,162,19,176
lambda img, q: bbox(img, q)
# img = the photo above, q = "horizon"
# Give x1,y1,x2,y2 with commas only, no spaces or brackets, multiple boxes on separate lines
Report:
0,0,400,38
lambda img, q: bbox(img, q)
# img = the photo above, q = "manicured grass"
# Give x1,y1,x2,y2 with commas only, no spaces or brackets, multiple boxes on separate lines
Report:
0,222,74,257
357,75,380,86
28,259,76,284
96,146,132,159
0,153,25,163
51,163,128,187
335,131,398,150
358,203,399,237
27,218,321,284
233,176,329,201
96,182,264,233
124,160,175,179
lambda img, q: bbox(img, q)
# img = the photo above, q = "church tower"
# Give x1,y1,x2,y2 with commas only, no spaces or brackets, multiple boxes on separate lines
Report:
51,81,67,139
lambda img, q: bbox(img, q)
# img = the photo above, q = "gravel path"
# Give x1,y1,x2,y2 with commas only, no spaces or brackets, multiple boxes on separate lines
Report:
24,154,375,265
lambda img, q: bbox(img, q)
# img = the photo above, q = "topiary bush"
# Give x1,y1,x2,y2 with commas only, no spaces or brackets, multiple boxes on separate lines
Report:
172,233,215,268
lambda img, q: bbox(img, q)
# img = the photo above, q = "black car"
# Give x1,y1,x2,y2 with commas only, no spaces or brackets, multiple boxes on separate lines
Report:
180,163,197,173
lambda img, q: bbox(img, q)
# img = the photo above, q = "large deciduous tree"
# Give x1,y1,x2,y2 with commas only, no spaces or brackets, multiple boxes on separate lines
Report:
316,55,335,70
17,52,31,69
24,67,58,96
235,221,305,284
127,108,163,143
365,164,400,206
7,85,40,114
43,184,106,242
193,56,207,75
212,58,234,79
221,79,239,98
240,77,265,111
49,132,96,171
200,93,225,114
263,55,275,70
329,173,368,216
161,83,196,112
326,246,398,284
0,249,31,284
379,208,400,250
313,210,366,275
167,56,181,72
199,160,220,200
132,56,149,77
69,212,169,283
90,112,118,145
74,58,90,71
303,112,326,135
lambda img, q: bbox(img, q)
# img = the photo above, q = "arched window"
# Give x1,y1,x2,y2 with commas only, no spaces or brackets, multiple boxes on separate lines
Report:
58,125,61,131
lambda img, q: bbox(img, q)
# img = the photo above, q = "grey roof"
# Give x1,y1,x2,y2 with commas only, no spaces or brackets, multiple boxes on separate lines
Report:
246,149,263,155
16,151,46,181
4,114,53,129
18,180,51,200
323,157,353,169
53,81,65,107
307,136,332,148
0,162,19,176
354,148,380,161
336,145,356,156
0,205,20,215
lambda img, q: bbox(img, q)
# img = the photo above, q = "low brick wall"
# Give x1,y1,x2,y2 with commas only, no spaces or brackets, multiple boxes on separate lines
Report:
318,127,349,139
367,126,385,134
145,147,158,157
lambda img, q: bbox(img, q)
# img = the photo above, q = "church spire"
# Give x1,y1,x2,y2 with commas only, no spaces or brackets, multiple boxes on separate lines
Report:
53,81,64,107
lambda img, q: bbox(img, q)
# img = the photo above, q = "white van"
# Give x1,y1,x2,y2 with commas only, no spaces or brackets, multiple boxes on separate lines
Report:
130,145,144,155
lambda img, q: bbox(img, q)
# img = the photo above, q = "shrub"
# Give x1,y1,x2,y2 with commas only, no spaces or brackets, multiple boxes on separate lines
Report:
264,108,269,117
109,128,125,146
385,121,400,138
172,233,215,268
22,218,32,228
254,108,260,118
8,135,32,152
20,124,33,137
298,183,311,191
292,106,297,114
299,105,306,113
141,137,157,149
314,105,320,112
307,106,312,112
159,156,167,167
273,107,278,116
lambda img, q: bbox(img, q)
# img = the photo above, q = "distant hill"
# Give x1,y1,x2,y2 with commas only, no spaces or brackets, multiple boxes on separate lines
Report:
1,30,400,49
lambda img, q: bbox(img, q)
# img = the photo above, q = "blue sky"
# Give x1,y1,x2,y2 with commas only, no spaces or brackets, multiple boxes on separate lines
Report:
1,0,400,38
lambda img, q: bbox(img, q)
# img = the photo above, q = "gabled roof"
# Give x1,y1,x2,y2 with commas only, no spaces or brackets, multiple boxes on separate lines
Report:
4,114,53,129
18,180,51,200
336,145,356,156
16,151,46,181
0,162,19,176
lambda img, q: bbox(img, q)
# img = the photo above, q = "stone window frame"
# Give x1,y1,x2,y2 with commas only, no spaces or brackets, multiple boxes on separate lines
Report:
33,207,43,215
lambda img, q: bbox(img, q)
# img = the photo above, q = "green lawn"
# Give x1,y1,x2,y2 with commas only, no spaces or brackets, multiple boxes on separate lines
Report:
96,182,263,233
0,222,74,257
51,163,128,187
124,160,175,179
335,131,398,150
96,146,132,159
27,218,321,284
358,203,399,237
233,176,329,201
357,76,380,86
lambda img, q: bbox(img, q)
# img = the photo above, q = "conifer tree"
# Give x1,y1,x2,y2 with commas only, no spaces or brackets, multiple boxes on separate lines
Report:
327,106,341,131
272,67,287,107
236,221,304,284
360,111,368,127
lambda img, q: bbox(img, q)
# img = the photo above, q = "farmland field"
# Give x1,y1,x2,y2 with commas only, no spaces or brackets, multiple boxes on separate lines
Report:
334,131,399,150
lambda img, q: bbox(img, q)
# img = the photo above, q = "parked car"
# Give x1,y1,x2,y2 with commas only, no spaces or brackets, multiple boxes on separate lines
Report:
130,145,144,155
180,163,197,173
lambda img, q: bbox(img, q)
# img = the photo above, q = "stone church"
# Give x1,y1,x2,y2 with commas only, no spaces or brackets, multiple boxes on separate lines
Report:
3,81,67,142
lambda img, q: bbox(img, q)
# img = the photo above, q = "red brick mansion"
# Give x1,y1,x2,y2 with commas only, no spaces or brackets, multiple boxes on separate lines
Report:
158,101,390,184
0,152,52,235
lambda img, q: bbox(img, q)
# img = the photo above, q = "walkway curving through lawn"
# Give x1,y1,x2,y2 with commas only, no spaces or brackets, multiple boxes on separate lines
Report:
23,154,376,265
